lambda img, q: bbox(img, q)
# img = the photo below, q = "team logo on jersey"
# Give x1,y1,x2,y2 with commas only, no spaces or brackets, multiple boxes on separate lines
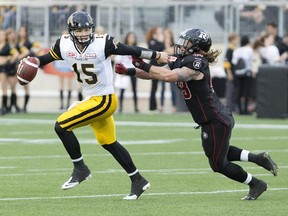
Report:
202,132,208,139
67,52,77,58
193,59,202,69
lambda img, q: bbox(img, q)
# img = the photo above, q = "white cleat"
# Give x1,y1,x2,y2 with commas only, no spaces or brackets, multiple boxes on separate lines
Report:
123,177,150,200
61,166,92,190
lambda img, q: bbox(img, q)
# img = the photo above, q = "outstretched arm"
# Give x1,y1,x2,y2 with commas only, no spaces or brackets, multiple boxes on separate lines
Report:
105,35,169,64
132,57,204,82
115,62,203,82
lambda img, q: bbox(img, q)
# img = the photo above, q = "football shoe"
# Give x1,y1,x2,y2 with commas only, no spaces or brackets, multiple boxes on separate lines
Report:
242,180,267,200
62,165,92,190
123,176,150,200
257,152,278,176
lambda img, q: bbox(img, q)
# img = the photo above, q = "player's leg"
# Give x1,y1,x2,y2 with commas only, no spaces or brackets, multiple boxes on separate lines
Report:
227,146,278,176
91,111,150,200
201,121,267,200
55,94,115,189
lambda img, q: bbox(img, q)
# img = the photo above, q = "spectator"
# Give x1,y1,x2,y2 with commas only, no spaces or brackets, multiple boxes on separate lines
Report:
0,29,12,115
232,35,254,115
282,33,288,64
223,32,239,112
16,26,35,112
259,33,282,64
114,32,139,113
6,28,20,113
266,21,286,55
145,27,165,112
54,60,74,110
0,6,16,29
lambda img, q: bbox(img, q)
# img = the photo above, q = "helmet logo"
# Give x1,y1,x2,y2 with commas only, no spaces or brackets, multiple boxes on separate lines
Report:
198,31,209,41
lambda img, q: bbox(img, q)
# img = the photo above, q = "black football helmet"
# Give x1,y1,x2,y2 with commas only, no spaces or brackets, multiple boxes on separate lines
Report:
67,11,95,46
174,28,212,55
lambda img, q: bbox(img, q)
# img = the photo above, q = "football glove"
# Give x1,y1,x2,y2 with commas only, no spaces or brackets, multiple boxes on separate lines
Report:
132,56,151,73
115,63,136,76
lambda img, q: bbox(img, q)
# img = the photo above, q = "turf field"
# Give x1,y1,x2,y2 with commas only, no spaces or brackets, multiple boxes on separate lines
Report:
0,112,287,216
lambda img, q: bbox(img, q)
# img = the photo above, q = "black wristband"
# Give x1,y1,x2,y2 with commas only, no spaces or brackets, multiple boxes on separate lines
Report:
151,51,157,59
155,52,161,60
127,68,136,76
142,63,152,73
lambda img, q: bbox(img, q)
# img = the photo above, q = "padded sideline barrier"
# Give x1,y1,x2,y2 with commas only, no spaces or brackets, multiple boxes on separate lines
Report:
256,65,288,118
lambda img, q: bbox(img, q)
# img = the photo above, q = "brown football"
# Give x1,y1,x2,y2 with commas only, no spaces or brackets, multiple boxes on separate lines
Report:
17,57,39,85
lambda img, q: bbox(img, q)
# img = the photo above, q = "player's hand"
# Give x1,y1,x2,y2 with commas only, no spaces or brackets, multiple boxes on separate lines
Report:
19,56,40,67
132,56,151,72
115,63,128,75
18,56,30,67
156,51,170,64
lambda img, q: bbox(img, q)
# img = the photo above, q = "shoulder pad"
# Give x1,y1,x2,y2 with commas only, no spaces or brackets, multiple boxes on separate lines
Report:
182,54,208,71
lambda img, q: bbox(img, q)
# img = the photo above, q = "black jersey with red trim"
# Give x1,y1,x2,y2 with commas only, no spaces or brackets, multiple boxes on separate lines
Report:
168,54,232,126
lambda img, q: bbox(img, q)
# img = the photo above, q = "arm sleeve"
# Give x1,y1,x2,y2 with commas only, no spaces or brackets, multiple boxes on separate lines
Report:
37,52,55,67
104,35,157,59
38,38,63,67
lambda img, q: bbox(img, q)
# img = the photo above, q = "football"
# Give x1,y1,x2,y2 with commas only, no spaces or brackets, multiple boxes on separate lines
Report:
17,57,39,85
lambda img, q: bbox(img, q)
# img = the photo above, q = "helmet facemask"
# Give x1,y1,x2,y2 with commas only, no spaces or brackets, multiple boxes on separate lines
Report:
174,35,199,56
70,27,94,46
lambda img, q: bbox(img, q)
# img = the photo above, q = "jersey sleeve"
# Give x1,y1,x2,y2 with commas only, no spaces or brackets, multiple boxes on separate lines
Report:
37,38,62,67
49,37,63,60
104,34,157,59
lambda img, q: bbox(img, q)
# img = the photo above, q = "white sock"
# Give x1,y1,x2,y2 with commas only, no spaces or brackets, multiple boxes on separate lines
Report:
128,169,139,177
243,173,252,184
240,150,249,162
72,156,83,162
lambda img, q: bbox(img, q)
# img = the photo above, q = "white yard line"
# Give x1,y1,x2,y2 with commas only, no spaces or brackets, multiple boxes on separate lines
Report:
0,136,287,146
0,149,288,160
0,188,287,201
1,166,287,177
1,118,288,129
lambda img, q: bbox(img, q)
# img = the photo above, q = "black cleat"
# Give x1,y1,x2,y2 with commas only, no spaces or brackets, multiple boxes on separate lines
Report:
62,165,92,190
257,152,278,176
123,177,150,200
241,180,267,200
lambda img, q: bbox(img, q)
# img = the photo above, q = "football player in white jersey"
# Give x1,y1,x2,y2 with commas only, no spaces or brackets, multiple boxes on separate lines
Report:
23,11,169,200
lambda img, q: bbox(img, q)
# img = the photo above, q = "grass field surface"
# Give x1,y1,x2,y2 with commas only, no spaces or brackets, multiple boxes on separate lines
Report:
0,112,287,216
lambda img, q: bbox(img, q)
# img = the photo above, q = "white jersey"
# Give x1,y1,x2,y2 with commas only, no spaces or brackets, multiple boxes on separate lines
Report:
50,34,115,97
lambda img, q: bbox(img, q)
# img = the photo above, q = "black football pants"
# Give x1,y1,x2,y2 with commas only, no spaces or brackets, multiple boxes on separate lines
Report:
201,117,248,183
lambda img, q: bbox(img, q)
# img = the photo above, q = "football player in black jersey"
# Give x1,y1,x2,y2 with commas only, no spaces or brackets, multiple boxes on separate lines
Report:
115,28,278,200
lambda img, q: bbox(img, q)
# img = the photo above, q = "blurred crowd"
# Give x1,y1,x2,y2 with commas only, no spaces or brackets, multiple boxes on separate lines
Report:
223,21,288,115
0,4,288,115
0,26,45,115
